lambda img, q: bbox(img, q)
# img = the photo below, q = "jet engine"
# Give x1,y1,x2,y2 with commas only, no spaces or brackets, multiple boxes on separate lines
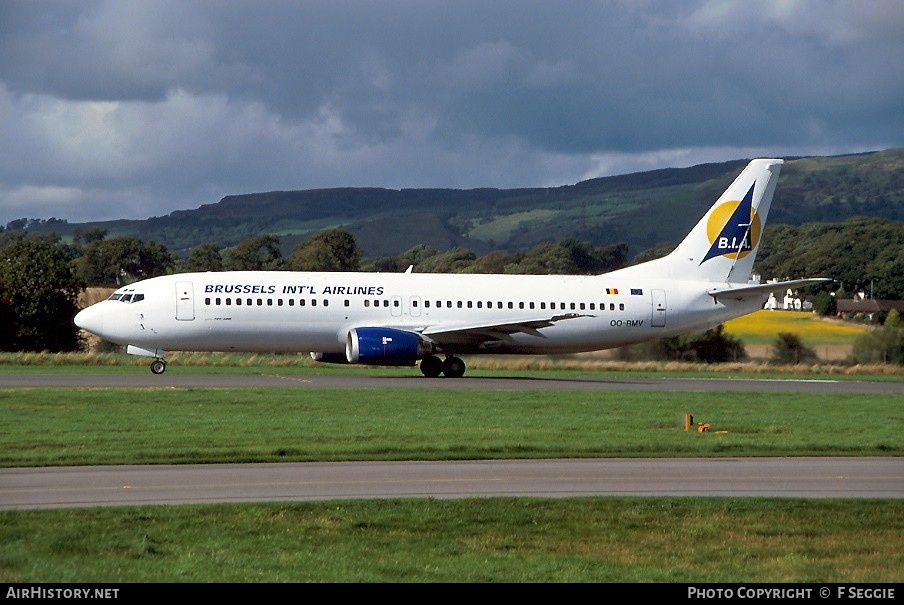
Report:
346,327,432,366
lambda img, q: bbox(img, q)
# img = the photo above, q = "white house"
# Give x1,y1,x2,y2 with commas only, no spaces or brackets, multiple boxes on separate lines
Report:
765,288,810,311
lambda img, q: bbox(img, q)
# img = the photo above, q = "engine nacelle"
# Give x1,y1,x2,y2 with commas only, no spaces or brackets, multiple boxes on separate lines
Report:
309,352,349,364
346,327,432,366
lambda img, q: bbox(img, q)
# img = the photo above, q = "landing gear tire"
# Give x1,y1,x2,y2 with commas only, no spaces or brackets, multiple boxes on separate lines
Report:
420,355,444,378
442,356,466,378
150,359,167,375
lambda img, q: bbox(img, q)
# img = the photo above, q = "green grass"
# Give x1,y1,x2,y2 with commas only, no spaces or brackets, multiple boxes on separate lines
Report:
1,388,902,467
1,364,902,583
2,498,901,582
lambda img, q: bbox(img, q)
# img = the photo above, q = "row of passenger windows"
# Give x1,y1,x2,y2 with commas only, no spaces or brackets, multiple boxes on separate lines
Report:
205,297,331,307
393,299,625,311
203,297,626,312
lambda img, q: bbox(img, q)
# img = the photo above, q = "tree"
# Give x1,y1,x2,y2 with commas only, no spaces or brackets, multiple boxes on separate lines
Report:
616,324,746,363
184,242,223,272
288,229,361,272
223,235,283,271
686,325,747,363
398,244,440,271
75,237,176,286
504,243,575,274
853,308,904,364
415,247,476,273
72,227,108,247
462,250,516,274
0,240,85,352
770,332,818,365
559,239,629,274
811,291,838,316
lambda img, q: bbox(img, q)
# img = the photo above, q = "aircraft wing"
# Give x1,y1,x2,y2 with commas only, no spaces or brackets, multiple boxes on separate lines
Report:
418,312,588,345
707,278,833,301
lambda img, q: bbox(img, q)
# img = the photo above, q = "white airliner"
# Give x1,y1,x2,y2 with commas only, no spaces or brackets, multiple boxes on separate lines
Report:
74,158,830,377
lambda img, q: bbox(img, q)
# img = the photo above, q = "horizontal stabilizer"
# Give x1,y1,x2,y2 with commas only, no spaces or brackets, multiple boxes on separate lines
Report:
707,278,833,301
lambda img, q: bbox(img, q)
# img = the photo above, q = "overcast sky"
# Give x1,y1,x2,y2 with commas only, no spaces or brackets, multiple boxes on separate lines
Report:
1,0,902,226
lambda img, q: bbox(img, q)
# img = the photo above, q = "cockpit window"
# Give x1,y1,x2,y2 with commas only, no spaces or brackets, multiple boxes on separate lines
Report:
107,291,144,304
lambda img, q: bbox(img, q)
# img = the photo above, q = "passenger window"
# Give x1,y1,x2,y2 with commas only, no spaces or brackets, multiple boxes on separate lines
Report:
205,297,211,305
619,303,625,310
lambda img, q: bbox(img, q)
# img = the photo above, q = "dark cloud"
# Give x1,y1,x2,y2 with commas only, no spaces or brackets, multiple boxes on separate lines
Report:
0,0,902,224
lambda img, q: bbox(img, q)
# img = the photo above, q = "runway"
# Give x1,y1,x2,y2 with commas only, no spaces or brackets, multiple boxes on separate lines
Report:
2,371,903,394
2,372,902,510
3,457,902,510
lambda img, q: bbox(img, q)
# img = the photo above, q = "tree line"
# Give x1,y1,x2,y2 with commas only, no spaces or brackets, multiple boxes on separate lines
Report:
0,220,902,360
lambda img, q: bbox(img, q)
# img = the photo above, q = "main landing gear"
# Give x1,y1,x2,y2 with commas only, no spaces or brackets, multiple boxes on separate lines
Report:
150,358,167,375
419,354,466,378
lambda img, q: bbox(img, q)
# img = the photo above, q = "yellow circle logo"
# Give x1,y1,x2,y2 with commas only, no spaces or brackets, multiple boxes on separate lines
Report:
704,201,761,260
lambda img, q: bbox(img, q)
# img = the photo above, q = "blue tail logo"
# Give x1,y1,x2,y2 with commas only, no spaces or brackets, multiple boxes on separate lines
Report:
701,183,760,265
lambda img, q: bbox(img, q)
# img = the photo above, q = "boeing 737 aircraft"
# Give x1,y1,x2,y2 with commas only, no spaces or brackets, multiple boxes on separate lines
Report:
74,159,830,377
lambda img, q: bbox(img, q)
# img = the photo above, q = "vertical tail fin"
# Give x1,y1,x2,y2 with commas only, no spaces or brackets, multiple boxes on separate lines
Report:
610,158,783,283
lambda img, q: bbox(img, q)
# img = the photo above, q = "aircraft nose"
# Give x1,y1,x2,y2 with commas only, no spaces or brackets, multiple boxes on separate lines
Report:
74,304,104,336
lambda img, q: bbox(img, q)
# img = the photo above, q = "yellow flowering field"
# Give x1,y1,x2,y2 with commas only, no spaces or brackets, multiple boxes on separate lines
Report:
723,310,870,345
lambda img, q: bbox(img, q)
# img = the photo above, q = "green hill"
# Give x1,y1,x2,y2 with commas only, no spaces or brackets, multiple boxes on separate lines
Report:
15,149,904,260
